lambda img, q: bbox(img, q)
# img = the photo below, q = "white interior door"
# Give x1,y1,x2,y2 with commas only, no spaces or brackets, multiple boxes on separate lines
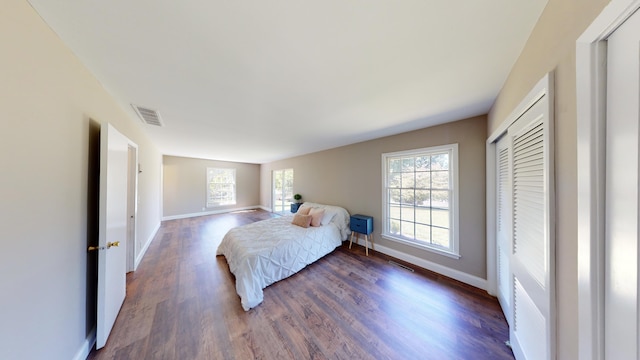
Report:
496,134,512,325
605,9,640,359
96,123,130,349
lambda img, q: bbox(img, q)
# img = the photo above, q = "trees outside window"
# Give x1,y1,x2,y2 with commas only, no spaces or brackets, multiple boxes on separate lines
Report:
272,169,293,213
206,168,236,207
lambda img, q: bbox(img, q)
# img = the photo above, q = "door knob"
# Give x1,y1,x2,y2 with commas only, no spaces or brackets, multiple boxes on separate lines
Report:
88,241,121,251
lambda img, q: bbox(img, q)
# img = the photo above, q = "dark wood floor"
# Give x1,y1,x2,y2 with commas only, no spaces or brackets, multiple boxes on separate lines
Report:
89,209,513,360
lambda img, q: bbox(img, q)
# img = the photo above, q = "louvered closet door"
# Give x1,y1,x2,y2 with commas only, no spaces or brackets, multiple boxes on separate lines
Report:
496,135,512,325
507,93,555,360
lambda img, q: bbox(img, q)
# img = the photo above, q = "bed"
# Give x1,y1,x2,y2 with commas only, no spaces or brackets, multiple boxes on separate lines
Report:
216,203,350,311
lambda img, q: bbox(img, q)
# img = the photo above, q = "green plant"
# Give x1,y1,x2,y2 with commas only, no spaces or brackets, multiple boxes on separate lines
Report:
293,194,302,202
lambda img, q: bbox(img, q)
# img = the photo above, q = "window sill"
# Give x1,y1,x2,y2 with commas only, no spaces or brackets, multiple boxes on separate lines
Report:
381,234,461,259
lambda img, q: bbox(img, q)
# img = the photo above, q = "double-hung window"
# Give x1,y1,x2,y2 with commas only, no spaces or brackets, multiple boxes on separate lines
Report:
382,144,459,258
206,168,236,207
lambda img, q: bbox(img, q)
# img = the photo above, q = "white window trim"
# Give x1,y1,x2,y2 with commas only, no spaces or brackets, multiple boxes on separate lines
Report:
381,144,460,259
206,167,236,207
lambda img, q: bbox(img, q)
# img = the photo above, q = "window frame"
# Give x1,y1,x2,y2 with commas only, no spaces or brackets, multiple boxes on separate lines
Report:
381,144,460,259
206,167,236,208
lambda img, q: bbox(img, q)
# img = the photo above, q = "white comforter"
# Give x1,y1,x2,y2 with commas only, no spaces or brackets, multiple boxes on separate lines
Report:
217,204,349,311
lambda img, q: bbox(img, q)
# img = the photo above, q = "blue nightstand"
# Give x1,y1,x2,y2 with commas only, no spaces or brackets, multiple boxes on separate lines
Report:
291,203,302,213
349,214,374,256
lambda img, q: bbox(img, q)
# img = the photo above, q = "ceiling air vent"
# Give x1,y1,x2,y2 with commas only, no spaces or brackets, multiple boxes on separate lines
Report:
132,104,163,127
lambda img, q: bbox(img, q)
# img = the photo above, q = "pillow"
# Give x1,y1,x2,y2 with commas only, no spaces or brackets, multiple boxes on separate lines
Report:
320,206,339,225
297,205,311,215
291,214,312,228
309,208,325,227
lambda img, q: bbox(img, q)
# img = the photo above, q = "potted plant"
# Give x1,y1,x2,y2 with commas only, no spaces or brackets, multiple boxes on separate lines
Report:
293,194,302,203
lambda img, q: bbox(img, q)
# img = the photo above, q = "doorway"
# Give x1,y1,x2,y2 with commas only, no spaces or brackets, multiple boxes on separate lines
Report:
126,144,138,272
95,123,139,349
577,2,640,358
272,168,293,213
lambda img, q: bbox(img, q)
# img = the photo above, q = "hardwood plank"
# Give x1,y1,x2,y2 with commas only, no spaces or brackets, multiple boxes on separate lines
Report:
112,337,148,360
88,209,513,360
146,298,177,360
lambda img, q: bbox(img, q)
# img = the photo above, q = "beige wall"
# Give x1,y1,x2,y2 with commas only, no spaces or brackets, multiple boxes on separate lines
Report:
488,0,609,358
163,155,261,218
0,1,162,359
261,116,487,278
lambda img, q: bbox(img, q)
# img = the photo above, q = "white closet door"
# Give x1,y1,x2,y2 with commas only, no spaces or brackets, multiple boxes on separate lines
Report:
489,74,554,359
604,9,640,359
496,134,512,325
508,87,555,360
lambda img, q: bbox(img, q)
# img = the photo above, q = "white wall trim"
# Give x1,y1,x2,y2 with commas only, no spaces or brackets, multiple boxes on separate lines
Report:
576,1,640,359
162,205,267,221
485,141,497,296
126,143,139,273
487,75,551,144
72,327,96,360
135,221,161,269
373,243,488,291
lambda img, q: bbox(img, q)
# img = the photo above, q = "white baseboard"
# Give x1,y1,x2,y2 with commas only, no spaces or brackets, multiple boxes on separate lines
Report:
162,205,266,221
135,221,160,269
72,327,95,360
373,243,488,291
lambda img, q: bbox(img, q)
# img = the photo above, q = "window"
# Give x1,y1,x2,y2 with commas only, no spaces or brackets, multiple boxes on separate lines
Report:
206,168,236,207
272,169,293,213
382,144,459,258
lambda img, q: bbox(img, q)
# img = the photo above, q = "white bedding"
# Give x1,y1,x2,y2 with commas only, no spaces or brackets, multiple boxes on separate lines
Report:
216,204,350,311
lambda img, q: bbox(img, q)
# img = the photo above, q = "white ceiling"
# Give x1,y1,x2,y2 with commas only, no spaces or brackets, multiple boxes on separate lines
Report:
28,0,547,164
